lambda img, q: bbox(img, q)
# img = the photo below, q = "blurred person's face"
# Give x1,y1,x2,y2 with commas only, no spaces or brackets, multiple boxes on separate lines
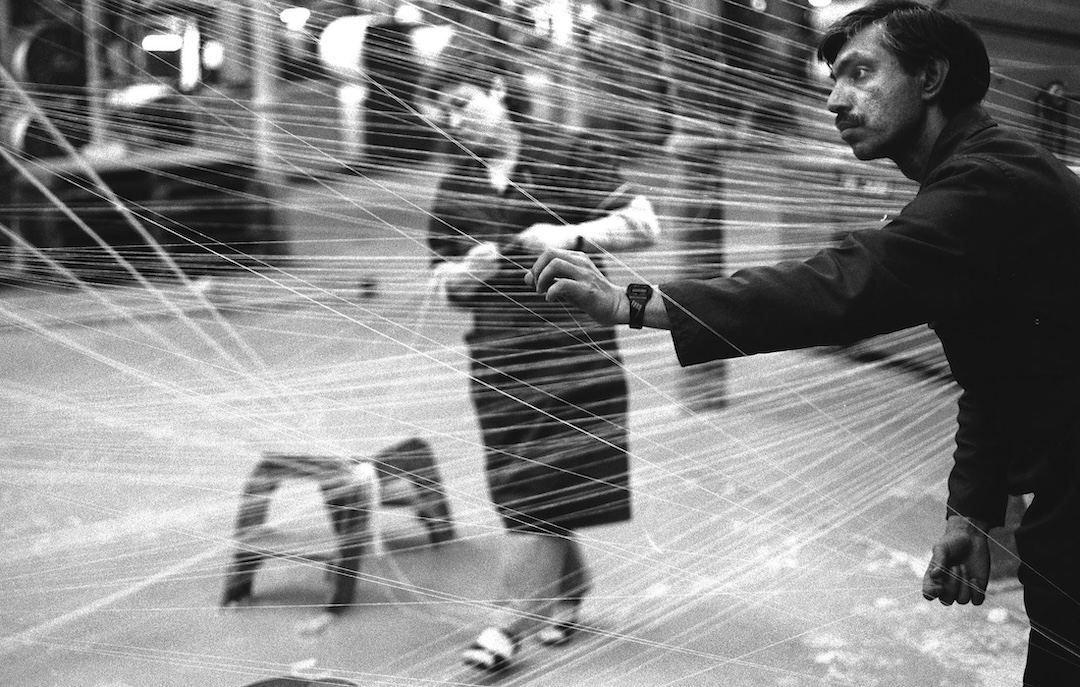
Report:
440,83,515,158
826,24,929,163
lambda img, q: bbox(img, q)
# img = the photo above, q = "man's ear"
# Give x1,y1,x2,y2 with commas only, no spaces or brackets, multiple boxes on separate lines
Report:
921,57,949,102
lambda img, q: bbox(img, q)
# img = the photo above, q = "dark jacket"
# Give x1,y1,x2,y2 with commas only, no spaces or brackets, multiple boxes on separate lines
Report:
662,106,1080,533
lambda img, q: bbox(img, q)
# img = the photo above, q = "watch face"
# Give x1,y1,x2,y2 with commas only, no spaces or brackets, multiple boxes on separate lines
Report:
627,284,652,299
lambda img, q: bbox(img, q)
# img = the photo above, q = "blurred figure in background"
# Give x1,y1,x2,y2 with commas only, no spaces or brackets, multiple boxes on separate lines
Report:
1035,79,1070,157
427,73,659,671
416,0,536,134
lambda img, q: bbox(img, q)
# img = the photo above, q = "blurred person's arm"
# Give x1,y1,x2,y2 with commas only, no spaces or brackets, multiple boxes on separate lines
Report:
517,194,660,253
427,167,502,306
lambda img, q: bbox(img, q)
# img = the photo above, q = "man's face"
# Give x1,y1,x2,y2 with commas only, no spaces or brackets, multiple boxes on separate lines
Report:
439,84,514,158
826,24,929,162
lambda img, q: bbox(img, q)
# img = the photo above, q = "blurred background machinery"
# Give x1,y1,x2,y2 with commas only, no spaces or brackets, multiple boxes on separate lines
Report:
0,0,1076,282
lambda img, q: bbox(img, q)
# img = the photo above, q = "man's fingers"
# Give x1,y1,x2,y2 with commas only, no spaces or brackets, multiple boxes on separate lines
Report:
528,248,597,293
926,544,950,579
526,250,555,289
954,565,972,605
963,564,991,606
922,568,987,606
533,258,566,294
934,540,966,599
922,545,956,603
535,256,586,295
544,275,584,304
960,564,988,606
947,565,966,604
921,553,948,601
921,570,942,601
970,579,987,605
528,249,571,292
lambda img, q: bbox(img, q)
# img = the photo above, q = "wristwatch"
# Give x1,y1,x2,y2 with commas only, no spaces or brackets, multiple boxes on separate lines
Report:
626,283,653,330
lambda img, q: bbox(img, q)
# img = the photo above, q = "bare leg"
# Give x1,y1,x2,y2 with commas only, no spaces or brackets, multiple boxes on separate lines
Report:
532,534,590,646
463,531,576,670
492,531,573,636
556,535,591,607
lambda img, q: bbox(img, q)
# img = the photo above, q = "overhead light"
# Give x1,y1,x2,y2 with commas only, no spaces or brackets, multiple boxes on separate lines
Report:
809,0,832,7
280,7,311,32
142,33,183,52
412,24,453,60
179,22,200,90
319,15,371,80
396,3,422,24
203,40,224,70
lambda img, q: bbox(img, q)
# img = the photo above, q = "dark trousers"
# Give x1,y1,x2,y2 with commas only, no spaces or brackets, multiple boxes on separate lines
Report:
1022,576,1080,685
1017,472,1080,685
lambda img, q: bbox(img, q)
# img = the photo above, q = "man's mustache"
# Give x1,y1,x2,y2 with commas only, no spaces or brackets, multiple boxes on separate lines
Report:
836,115,863,131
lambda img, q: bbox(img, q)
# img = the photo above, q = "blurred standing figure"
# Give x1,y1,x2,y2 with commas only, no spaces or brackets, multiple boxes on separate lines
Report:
416,0,536,132
428,76,659,671
529,3,1080,685
1035,80,1070,156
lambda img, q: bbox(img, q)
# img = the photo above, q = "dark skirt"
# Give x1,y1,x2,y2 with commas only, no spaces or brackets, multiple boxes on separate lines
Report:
469,336,632,534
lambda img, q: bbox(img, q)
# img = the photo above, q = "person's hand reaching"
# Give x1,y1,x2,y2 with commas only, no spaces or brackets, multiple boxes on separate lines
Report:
525,248,625,325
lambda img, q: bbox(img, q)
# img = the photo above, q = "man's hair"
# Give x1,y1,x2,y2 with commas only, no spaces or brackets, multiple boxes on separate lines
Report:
817,0,990,115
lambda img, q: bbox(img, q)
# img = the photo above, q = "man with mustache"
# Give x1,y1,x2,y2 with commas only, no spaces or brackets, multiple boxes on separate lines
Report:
527,1,1080,684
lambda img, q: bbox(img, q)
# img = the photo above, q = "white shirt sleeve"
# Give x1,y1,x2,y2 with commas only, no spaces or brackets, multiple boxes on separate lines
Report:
576,195,660,251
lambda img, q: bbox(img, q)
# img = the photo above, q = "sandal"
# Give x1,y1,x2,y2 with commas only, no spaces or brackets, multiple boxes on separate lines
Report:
536,605,579,647
462,627,518,672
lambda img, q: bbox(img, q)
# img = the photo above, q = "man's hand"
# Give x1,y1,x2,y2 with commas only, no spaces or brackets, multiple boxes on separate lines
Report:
517,223,578,252
525,248,625,325
922,515,991,606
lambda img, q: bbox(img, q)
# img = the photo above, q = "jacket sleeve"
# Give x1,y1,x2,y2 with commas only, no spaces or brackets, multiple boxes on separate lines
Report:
661,153,1022,529
661,154,1017,366
946,387,1010,526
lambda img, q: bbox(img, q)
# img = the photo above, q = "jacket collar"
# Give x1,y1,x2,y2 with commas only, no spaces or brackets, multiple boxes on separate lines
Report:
922,105,998,183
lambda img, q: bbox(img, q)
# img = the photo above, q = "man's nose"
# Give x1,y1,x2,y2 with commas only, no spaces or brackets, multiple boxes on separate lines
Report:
826,82,847,114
